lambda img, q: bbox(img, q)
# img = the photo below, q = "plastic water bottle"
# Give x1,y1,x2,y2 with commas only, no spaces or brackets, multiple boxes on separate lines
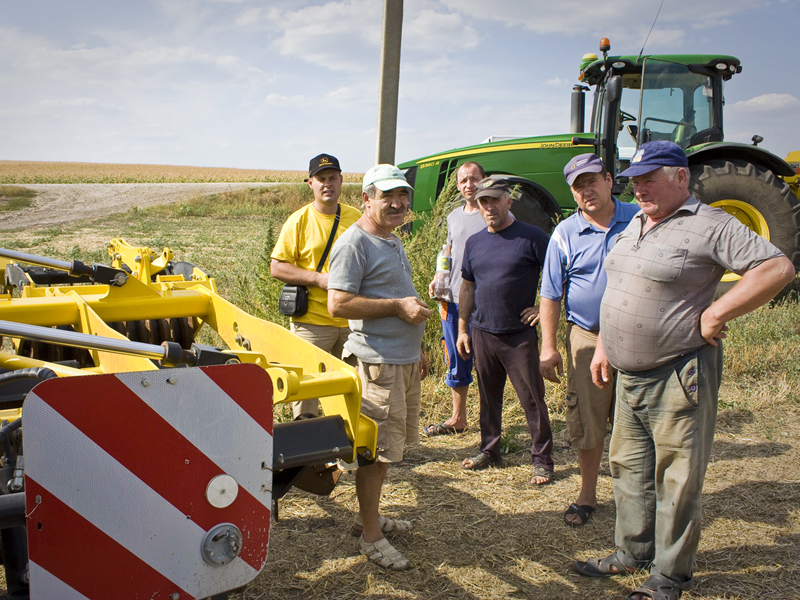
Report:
433,244,452,301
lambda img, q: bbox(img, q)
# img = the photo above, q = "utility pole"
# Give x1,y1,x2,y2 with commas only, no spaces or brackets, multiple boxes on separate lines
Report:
375,0,403,165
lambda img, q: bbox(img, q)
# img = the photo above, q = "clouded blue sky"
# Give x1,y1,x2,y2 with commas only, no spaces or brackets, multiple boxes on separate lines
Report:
2,0,798,172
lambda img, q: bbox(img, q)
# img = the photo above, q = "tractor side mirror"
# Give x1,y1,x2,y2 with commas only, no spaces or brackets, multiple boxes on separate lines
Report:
606,75,622,103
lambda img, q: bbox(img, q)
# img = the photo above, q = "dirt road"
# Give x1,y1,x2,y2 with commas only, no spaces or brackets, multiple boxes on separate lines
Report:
0,183,276,231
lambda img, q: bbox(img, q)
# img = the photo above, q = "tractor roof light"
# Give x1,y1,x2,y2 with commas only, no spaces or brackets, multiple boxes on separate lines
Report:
716,62,728,70
600,38,611,52
612,61,626,69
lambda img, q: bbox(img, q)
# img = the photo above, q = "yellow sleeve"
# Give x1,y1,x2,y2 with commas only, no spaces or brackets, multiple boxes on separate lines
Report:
270,212,300,264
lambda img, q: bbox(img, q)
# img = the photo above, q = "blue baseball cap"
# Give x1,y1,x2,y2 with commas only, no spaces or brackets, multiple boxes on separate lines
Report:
619,140,689,177
563,153,604,186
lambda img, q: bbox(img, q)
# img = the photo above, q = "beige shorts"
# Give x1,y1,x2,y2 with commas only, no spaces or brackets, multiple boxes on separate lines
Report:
289,321,350,418
565,323,616,450
354,359,420,463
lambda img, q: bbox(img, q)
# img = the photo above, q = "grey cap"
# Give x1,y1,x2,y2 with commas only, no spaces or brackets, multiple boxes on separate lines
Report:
474,177,510,199
564,153,604,186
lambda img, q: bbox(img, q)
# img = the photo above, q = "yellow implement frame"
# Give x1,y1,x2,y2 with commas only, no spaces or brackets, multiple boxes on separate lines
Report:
0,239,377,462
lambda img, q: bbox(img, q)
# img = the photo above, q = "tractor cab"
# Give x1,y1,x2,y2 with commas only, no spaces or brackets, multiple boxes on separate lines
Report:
576,46,741,174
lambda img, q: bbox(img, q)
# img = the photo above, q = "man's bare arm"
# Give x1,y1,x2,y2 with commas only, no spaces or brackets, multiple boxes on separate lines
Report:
590,333,612,389
701,256,795,345
270,259,328,290
456,280,475,359
328,289,432,324
538,297,564,383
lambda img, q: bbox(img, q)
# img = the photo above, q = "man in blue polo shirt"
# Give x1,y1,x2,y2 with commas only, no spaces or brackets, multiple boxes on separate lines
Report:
539,154,639,526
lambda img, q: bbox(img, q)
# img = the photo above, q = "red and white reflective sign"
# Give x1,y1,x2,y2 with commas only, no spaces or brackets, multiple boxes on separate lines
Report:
23,363,274,600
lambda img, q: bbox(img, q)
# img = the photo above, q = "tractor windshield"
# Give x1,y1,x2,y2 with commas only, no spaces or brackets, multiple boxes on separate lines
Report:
637,59,716,148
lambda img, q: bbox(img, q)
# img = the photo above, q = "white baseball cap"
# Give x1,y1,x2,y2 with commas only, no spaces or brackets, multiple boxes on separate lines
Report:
362,164,413,192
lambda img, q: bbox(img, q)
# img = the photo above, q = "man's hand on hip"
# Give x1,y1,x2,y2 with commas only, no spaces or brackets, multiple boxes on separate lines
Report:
699,311,729,346
539,348,564,383
315,272,329,291
397,297,433,325
520,305,540,326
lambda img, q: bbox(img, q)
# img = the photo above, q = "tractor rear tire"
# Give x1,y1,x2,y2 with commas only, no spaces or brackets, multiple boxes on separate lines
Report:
508,183,562,236
690,159,800,293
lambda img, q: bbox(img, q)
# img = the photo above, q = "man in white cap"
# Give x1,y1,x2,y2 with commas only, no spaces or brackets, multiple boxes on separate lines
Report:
328,164,432,571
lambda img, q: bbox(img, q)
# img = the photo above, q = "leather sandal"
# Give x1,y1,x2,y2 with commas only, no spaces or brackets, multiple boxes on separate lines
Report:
462,452,501,470
574,551,646,577
358,535,411,571
626,573,683,600
350,514,414,537
530,466,553,485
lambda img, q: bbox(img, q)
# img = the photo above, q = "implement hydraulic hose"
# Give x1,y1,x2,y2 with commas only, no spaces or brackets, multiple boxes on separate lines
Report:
0,367,57,456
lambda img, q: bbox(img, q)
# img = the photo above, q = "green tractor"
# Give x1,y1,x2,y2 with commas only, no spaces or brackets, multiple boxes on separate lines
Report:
398,40,800,284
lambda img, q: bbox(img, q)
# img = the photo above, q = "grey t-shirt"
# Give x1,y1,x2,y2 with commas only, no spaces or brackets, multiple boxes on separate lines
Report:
446,203,487,301
328,223,425,364
601,196,784,372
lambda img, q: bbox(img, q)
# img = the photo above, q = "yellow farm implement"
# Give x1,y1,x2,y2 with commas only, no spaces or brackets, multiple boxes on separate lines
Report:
0,239,376,599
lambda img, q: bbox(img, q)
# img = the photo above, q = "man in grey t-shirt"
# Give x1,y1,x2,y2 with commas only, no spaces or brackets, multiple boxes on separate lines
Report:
574,141,794,600
328,164,432,571
424,161,486,436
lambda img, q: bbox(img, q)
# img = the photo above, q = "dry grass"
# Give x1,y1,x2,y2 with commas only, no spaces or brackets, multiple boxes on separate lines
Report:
0,160,363,184
248,390,800,600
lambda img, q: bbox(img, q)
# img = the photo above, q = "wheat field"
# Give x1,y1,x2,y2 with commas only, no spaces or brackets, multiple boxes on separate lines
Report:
0,160,363,184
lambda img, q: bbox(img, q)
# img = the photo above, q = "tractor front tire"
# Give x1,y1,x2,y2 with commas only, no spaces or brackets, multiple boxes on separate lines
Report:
690,159,800,291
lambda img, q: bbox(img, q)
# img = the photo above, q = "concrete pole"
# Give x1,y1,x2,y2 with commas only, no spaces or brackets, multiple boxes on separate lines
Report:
375,0,403,165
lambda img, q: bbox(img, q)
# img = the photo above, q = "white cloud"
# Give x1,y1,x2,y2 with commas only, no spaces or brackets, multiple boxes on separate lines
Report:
264,92,310,106
730,93,800,112
438,0,771,47
403,9,480,52
235,7,262,26
36,98,98,108
269,0,481,73
545,77,567,86
270,0,382,72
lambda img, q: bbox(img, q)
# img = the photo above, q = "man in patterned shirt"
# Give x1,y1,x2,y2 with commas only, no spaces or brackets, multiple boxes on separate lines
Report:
574,141,794,600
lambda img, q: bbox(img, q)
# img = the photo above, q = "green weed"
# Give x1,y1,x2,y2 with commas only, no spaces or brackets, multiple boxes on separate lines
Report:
0,185,37,212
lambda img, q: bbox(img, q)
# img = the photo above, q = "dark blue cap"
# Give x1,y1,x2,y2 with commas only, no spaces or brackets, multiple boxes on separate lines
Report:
563,153,604,186
619,141,688,177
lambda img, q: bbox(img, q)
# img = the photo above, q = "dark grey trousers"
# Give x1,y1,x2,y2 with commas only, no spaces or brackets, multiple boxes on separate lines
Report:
610,343,723,587
472,326,553,468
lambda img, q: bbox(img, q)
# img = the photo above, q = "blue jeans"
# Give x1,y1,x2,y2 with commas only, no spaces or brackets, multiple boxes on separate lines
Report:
440,302,473,388
609,343,723,587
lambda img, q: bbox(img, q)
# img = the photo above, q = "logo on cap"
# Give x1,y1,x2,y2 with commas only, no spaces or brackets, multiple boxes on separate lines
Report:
483,180,494,188
572,158,588,169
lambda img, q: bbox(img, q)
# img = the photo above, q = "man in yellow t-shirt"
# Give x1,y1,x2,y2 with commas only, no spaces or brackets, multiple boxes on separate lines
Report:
271,153,361,418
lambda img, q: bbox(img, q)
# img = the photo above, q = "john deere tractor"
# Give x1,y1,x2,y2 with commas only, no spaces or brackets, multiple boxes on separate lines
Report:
399,40,800,284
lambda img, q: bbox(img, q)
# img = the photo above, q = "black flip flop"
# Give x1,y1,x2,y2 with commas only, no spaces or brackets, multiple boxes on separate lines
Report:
424,423,465,436
563,503,595,527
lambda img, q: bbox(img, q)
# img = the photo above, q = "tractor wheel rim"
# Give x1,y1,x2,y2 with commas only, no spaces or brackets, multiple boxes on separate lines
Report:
710,199,771,283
